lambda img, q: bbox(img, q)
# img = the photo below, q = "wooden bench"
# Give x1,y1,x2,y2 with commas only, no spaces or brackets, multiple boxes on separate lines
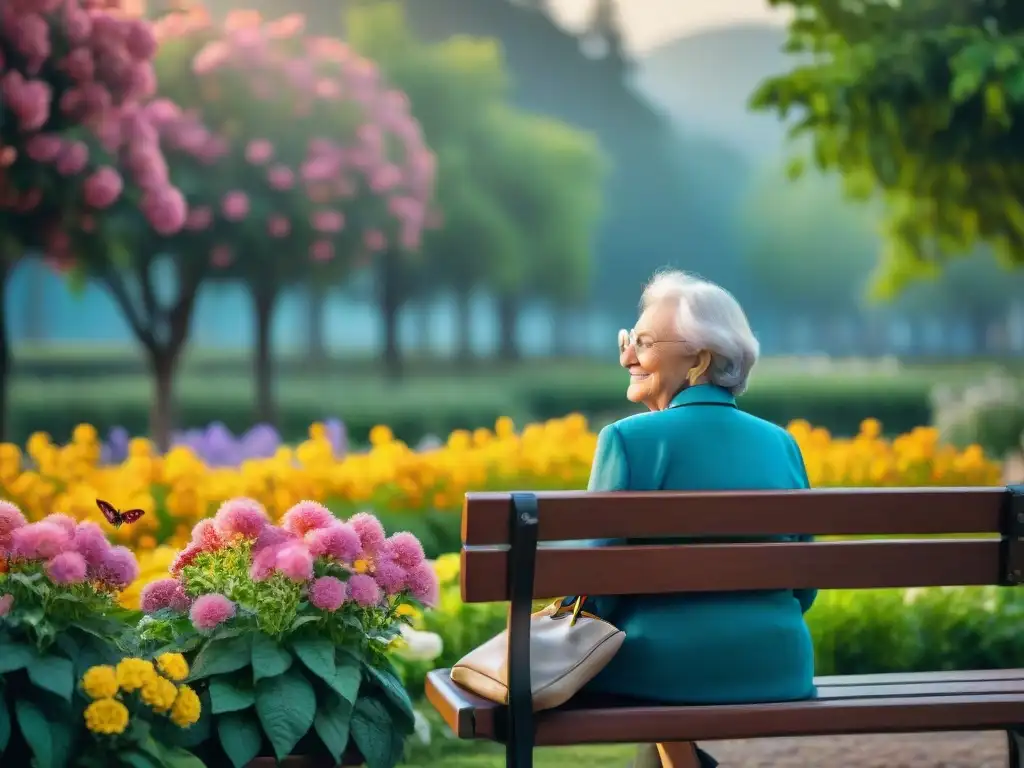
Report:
425,486,1024,767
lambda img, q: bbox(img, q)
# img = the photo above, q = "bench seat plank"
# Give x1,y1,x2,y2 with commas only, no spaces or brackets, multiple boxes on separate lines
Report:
425,669,1024,744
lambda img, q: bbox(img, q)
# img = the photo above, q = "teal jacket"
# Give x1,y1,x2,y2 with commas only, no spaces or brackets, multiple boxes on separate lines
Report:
582,384,816,705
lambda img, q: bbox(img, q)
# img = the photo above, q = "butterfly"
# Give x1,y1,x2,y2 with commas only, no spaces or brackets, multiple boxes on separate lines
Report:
96,499,145,528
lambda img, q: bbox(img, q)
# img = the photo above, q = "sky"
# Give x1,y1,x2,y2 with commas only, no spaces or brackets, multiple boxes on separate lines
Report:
550,0,788,53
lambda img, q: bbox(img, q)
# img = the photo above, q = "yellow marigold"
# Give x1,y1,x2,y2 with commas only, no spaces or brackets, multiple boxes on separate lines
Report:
170,684,202,727
155,652,189,682
140,675,179,713
84,698,130,735
395,603,421,620
81,665,119,700
432,554,460,585
116,658,157,692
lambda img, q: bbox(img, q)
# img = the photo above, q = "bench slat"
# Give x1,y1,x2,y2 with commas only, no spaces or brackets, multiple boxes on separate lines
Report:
461,539,1000,602
462,488,1007,545
818,669,1024,687
425,669,1024,745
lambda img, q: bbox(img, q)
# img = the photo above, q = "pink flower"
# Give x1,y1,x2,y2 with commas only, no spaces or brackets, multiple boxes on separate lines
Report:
10,78,52,131
46,552,88,584
281,501,336,537
349,512,386,558
0,594,13,617
384,532,425,570
245,139,274,165
373,558,407,596
221,190,249,221
210,245,233,269
73,522,110,569
124,19,158,60
213,497,269,540
405,562,440,606
11,13,51,66
267,215,290,238
185,206,212,231
97,546,139,590
312,210,344,233
140,578,190,614
0,501,27,550
56,141,89,176
253,525,295,554
309,576,346,611
63,48,95,82
275,544,314,582
250,544,282,582
347,573,381,607
307,523,361,563
64,5,92,45
310,240,334,262
364,229,386,252
45,514,77,537
82,167,123,209
190,593,236,631
190,518,219,548
267,164,294,190
142,186,187,235
25,134,63,163
10,522,72,560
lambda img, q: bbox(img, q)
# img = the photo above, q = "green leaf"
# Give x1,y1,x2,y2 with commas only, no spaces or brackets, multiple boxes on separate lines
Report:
365,663,415,734
217,711,263,768
0,694,10,752
210,675,256,715
0,642,35,673
26,654,74,701
15,699,53,768
250,633,292,683
290,636,335,683
189,634,253,681
313,691,352,763
120,752,160,768
351,695,405,768
254,668,317,760
161,746,208,768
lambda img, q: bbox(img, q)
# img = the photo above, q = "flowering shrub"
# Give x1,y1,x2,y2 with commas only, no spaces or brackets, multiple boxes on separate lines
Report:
0,504,140,766
135,497,438,767
0,416,1003,558
78,655,203,768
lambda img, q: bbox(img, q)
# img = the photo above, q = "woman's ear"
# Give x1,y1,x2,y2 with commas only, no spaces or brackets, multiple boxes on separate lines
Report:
687,350,712,386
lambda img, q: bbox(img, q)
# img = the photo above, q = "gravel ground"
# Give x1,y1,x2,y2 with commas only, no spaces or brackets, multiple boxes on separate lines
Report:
705,731,1009,767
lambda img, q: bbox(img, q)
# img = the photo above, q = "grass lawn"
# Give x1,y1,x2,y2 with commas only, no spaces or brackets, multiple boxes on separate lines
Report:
402,737,636,767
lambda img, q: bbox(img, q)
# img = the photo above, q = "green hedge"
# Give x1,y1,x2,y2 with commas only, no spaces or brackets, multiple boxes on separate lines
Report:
5,368,937,446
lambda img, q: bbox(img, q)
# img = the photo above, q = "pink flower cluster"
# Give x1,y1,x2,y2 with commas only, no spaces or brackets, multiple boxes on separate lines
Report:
0,0,190,241
145,497,439,633
0,501,139,591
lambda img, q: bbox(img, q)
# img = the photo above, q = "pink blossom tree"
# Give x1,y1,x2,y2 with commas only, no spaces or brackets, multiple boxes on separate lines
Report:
0,0,188,440
152,9,435,424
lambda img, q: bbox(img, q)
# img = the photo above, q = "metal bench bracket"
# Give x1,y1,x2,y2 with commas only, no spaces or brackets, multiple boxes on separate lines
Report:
1002,485,1024,586
505,492,539,768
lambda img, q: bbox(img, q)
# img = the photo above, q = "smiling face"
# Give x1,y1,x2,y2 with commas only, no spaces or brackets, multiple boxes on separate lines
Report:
619,301,699,411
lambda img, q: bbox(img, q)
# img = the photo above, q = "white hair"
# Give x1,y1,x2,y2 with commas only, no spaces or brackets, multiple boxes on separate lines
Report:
640,270,760,396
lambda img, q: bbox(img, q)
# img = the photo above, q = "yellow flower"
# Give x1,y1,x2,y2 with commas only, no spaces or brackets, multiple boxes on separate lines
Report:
395,603,422,621
369,425,393,446
141,675,179,712
170,684,202,727
81,665,119,700
353,559,370,574
84,698,130,735
116,658,157,692
155,652,190,682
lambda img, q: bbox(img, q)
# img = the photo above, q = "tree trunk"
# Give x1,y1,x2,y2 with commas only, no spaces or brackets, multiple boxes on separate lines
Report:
455,288,473,364
378,249,403,380
24,261,46,343
148,350,176,451
306,282,328,368
253,285,279,426
497,294,521,362
0,260,11,442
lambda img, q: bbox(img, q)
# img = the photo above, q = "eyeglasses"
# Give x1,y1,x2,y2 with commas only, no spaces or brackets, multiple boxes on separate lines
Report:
618,328,689,354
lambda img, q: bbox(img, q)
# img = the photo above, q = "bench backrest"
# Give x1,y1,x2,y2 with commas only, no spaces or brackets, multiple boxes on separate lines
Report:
459,487,1024,603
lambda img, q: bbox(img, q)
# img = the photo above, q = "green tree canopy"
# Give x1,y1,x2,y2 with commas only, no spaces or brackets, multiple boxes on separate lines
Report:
751,0,1024,296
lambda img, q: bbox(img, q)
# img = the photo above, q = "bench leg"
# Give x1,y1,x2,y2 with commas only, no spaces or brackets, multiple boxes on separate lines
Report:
1009,729,1024,768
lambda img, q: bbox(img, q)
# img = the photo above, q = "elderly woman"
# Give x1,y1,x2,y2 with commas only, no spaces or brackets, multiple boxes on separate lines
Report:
582,271,816,768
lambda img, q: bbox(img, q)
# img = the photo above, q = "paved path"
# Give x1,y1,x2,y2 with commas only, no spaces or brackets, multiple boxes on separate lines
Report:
706,731,1009,767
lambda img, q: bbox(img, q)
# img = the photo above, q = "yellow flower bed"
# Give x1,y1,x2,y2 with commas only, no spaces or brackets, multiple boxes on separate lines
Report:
0,416,1002,562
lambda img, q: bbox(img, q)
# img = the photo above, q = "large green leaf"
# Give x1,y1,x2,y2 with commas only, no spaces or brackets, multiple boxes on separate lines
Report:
189,634,253,681
209,676,256,715
15,699,53,768
160,746,208,768
364,662,415,734
351,695,405,768
217,711,263,768
250,634,292,683
0,642,35,674
313,691,353,763
290,637,335,684
254,668,317,760
26,655,74,702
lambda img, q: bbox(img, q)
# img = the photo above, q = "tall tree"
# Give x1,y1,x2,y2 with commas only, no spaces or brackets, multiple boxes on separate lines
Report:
751,0,1024,295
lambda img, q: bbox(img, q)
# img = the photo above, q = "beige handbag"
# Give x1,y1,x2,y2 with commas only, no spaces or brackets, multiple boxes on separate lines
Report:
450,596,625,711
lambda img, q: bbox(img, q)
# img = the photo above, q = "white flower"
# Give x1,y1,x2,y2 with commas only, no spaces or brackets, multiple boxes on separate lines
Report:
395,625,444,662
413,710,432,745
